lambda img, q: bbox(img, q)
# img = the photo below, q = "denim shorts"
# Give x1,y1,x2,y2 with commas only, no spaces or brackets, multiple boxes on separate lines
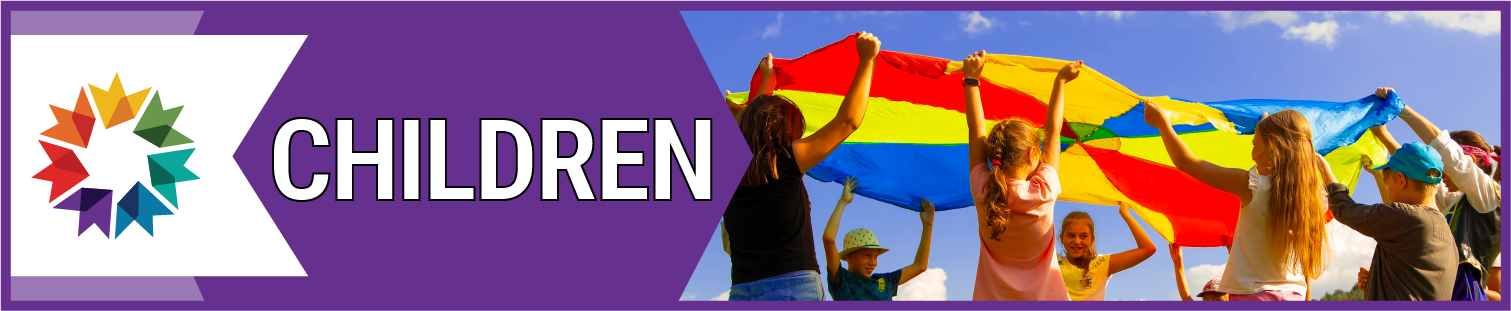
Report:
728,270,825,301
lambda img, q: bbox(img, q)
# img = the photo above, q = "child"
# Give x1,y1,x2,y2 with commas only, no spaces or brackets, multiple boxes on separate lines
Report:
961,50,1078,301
1195,278,1230,301
720,31,881,301
1141,103,1329,301
1057,203,1158,300
821,177,936,301
1324,143,1457,300
1369,88,1502,301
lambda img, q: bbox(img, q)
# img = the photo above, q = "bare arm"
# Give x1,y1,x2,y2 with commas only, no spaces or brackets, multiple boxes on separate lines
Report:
794,32,880,172
720,220,730,256
724,55,777,121
822,177,860,279
1370,125,1400,155
1142,100,1253,205
962,51,989,169
1171,244,1193,301
1109,203,1157,275
1042,61,1080,170
1397,105,1442,144
899,199,935,284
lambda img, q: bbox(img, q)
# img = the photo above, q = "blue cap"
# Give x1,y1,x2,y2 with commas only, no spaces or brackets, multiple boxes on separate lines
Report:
1374,142,1443,184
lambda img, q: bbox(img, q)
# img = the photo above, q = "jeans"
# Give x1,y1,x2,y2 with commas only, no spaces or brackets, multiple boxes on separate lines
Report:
728,270,825,301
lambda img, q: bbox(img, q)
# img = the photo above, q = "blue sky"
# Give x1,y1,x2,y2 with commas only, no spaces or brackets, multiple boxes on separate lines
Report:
680,11,1502,301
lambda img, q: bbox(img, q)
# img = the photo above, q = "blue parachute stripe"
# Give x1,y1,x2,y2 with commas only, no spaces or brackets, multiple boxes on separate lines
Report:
805,143,973,212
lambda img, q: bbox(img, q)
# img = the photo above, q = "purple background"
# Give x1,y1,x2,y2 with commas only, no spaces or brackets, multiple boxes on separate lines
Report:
2,1,1507,310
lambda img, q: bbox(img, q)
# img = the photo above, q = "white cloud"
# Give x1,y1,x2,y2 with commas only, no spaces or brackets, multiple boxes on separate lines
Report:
1283,20,1341,49
1383,11,1501,36
896,268,948,301
761,12,784,40
828,11,909,23
709,290,730,301
960,11,998,36
1080,11,1137,21
1182,263,1227,296
678,292,698,301
1199,11,1349,48
1207,11,1301,32
1310,221,1377,299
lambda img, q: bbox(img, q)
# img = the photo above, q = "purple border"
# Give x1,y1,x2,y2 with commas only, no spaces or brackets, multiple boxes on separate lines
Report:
7,10,207,302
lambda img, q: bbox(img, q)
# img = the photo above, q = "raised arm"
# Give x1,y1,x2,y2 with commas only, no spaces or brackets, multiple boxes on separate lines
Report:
1042,61,1080,170
899,198,935,284
1394,93,1502,213
1370,125,1400,155
1109,203,1157,275
1142,100,1253,205
962,51,989,169
822,177,861,278
1171,244,1193,301
794,32,879,172
724,54,777,121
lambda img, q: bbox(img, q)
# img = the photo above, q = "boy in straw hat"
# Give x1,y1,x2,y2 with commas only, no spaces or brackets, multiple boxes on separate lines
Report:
821,177,936,301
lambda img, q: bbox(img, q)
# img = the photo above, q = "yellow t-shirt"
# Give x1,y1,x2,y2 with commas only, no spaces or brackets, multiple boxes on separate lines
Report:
1058,254,1111,301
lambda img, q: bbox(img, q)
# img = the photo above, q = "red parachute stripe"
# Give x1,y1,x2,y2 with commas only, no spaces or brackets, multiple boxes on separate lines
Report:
749,34,1047,124
1085,145,1240,247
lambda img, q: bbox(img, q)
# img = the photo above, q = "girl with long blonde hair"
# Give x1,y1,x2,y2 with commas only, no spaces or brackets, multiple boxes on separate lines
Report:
1142,104,1330,301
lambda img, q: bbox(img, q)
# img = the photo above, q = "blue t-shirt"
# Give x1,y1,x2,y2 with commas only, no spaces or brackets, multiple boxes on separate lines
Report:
827,266,902,301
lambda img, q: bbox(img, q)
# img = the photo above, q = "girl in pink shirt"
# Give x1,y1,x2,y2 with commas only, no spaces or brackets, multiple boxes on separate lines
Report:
959,50,1081,301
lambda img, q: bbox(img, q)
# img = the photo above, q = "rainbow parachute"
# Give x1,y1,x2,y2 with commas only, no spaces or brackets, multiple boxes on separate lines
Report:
727,35,1400,247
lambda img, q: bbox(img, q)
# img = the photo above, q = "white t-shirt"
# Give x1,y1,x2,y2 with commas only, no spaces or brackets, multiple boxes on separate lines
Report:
1058,254,1112,301
1217,167,1310,295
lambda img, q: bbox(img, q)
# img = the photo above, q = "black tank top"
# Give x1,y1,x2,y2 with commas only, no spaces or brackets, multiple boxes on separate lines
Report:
724,146,819,285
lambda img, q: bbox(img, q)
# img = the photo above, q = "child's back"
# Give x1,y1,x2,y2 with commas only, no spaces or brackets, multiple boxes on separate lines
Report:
970,163,1069,301
1217,169,1311,296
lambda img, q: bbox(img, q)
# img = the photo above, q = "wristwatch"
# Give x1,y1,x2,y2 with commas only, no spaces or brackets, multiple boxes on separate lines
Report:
963,77,979,87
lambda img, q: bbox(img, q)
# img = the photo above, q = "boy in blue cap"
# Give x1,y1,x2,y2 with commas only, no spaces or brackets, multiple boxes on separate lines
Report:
1318,142,1457,300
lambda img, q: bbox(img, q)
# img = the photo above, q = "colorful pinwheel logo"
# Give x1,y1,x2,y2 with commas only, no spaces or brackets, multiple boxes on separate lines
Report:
33,74,200,238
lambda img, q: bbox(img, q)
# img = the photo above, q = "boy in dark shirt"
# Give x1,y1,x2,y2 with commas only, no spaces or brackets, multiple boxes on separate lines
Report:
1320,142,1456,300
820,177,935,301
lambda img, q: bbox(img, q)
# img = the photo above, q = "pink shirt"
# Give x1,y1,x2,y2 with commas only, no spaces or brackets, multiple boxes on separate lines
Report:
970,163,1069,301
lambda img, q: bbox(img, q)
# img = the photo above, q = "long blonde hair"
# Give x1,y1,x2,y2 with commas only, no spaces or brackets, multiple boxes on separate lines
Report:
982,119,1042,241
1253,110,1330,280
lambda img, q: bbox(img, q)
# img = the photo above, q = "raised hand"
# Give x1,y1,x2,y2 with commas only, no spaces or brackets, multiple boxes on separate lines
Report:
962,50,987,80
920,198,936,226
758,53,775,80
839,176,860,204
1375,87,1394,99
1358,267,1370,289
1361,154,1380,175
855,31,881,61
1057,60,1083,83
1169,243,1183,264
1142,99,1171,129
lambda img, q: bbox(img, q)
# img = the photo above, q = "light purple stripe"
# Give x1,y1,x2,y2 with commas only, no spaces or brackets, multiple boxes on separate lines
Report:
9,11,203,35
10,277,204,301
8,10,208,303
